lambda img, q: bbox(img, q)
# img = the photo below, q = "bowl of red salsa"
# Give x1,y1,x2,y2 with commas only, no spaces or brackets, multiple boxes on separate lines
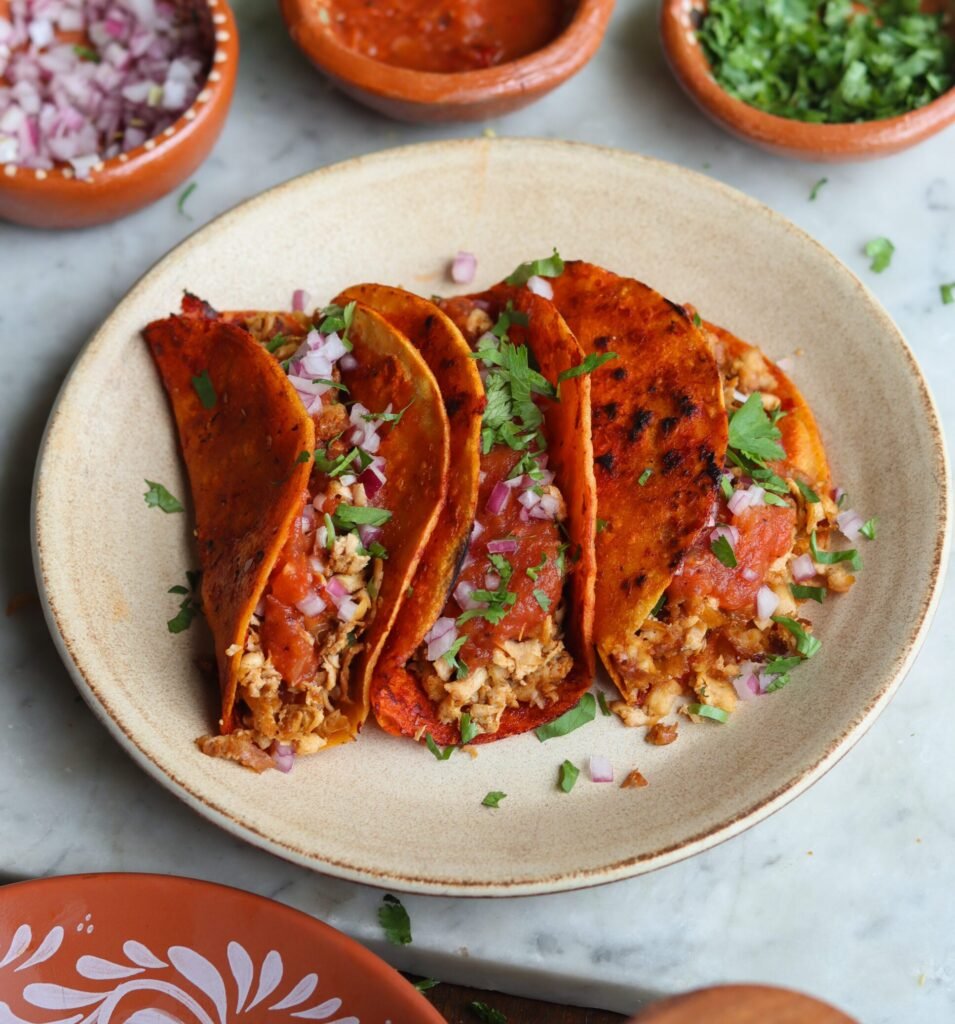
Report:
279,0,615,122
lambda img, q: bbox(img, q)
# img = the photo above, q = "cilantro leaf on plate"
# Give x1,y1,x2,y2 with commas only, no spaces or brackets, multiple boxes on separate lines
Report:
144,480,183,513
378,894,412,946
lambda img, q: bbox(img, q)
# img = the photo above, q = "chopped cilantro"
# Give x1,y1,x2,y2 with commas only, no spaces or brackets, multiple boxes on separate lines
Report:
414,978,440,991
505,248,565,286
532,589,552,612
378,894,412,946
74,44,100,62
482,791,506,808
459,711,479,744
796,480,820,504
535,693,597,741
325,447,361,478
144,480,183,513
190,370,216,409
762,655,803,691
809,178,828,201
865,237,895,273
597,691,612,716
750,466,789,495
470,1001,507,1024
457,554,516,626
318,301,357,348
710,533,738,568
860,516,878,540
323,513,335,549
332,504,392,528
556,351,618,385
942,283,955,306
596,518,609,533
313,378,349,392
295,451,311,465
837,491,849,509
443,636,469,680
773,615,822,658
362,400,413,424
176,181,196,218
692,311,703,328
555,543,568,577
810,529,861,571
762,492,790,508
366,541,389,559
266,333,288,353
649,592,667,618
526,554,548,581
639,468,653,487
558,759,579,793
685,703,730,723
791,583,827,603
425,733,455,760
728,393,785,463
698,0,955,124
719,474,734,501
167,571,201,634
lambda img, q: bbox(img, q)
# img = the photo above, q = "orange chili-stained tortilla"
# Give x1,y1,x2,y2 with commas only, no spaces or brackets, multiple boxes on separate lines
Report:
706,319,829,486
333,285,488,734
147,296,450,759
370,285,598,745
142,313,315,733
546,261,729,700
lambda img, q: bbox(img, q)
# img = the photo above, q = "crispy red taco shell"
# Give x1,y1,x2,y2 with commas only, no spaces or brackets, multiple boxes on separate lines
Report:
147,297,450,747
369,286,597,745
546,261,729,699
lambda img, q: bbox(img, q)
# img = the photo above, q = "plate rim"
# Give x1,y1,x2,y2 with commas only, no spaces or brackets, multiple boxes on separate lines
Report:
31,137,953,897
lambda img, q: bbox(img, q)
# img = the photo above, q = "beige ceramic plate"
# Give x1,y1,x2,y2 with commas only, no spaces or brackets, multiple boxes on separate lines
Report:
33,140,950,897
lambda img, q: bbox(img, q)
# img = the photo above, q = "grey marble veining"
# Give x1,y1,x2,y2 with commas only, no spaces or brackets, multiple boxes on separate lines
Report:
1,1,953,1020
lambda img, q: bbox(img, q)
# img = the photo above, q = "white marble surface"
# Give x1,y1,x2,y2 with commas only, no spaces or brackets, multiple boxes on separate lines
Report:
2,1,953,1019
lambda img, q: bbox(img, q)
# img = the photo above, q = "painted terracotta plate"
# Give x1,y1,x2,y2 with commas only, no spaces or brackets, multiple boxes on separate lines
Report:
0,873,443,1022
33,140,950,896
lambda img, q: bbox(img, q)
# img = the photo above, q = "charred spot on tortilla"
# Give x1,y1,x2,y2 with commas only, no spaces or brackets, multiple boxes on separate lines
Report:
659,417,678,436
601,402,618,421
594,452,615,472
612,367,627,380
629,409,653,440
594,335,612,350
677,393,699,417
664,298,689,319
661,449,684,474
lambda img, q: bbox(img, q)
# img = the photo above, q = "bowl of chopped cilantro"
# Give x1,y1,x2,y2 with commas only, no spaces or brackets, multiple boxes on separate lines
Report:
661,0,955,159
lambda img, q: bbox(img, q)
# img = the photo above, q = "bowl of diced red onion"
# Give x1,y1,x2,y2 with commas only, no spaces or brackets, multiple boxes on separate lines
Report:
0,0,237,228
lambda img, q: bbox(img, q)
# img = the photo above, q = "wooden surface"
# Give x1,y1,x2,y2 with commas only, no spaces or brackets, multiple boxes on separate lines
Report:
412,979,627,1023
413,981,858,1023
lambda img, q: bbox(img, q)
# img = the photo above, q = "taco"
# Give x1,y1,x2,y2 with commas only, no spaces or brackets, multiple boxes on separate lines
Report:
347,280,597,745
144,294,450,771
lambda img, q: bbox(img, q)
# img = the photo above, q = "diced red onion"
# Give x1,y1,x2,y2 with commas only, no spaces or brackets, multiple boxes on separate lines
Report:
292,289,310,313
296,591,327,618
728,485,765,516
742,567,758,582
517,489,540,510
486,481,510,515
836,509,865,542
424,617,456,643
530,493,560,520
300,506,316,532
301,348,333,378
308,555,326,575
326,576,348,601
589,755,614,783
339,353,358,372
710,524,740,549
487,538,519,555
321,332,349,364
361,429,381,454
287,374,330,396
469,520,485,544
776,356,794,373
338,473,357,487
484,572,500,590
833,485,846,504
733,664,760,701
426,620,458,661
450,250,477,285
732,388,748,404
272,742,295,774
0,0,211,173
791,554,816,582
755,585,779,620
526,274,554,300
359,463,386,499
359,524,383,547
454,580,480,612
253,597,266,618
314,526,327,549
335,596,360,623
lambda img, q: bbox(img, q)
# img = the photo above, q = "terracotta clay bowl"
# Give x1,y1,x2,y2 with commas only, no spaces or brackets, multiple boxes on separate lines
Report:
660,0,955,161
279,0,615,123
0,0,239,229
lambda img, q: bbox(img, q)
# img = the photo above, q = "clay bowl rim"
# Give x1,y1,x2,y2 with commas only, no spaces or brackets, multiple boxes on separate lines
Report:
660,0,955,159
0,0,239,198
279,0,615,109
